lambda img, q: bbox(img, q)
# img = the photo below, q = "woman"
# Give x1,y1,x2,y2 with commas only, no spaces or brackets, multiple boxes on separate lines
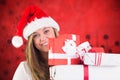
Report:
12,5,60,80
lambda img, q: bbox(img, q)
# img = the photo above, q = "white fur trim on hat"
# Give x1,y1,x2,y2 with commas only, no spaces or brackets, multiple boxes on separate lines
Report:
23,17,60,40
12,36,23,48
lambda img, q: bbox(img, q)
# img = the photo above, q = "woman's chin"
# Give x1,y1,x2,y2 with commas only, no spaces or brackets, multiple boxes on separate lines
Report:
41,48,49,53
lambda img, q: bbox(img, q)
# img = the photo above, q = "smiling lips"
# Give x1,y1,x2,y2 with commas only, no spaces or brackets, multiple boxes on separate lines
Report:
43,42,48,46
40,42,48,46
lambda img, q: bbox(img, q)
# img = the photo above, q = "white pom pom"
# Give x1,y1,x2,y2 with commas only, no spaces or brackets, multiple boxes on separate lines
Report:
12,36,23,48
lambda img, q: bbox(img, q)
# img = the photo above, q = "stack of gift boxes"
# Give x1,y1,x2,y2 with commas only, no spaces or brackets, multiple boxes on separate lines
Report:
48,34,120,80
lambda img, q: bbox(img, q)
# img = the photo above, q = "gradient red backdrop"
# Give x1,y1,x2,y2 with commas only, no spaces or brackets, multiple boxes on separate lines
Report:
0,0,120,80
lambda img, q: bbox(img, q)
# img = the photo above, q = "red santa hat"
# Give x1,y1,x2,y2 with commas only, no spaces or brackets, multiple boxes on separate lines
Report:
12,5,60,48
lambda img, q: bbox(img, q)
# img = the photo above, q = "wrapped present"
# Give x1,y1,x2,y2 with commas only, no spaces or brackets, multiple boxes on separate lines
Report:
83,52,120,66
50,65,120,80
77,41,92,54
48,34,81,65
77,41,105,64
77,41,92,60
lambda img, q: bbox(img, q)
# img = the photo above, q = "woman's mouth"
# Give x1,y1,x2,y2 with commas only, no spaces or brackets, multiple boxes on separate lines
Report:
43,42,48,46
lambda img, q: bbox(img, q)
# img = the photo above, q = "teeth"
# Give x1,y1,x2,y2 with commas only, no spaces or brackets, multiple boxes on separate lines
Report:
43,43,48,46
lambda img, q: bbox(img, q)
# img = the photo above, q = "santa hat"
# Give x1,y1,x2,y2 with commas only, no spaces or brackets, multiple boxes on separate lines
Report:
12,5,60,48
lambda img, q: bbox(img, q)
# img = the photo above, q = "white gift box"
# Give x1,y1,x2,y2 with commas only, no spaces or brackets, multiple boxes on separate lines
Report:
84,53,120,66
50,65,120,80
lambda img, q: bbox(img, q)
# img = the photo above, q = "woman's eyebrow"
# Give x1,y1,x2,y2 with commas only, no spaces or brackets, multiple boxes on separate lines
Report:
32,32,37,34
32,32,38,35
43,27,49,30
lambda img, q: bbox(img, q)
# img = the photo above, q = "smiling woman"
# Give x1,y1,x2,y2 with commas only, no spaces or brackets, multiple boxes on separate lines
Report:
12,5,60,80
32,27,57,52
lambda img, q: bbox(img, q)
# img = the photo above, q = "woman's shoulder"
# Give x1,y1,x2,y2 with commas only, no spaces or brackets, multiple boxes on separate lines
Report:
19,61,28,68
17,61,31,74
17,61,28,71
18,61,27,66
12,61,32,80
21,61,31,73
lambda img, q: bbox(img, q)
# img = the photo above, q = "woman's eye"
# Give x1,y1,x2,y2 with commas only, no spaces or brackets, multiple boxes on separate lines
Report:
33,34,40,38
44,30,50,34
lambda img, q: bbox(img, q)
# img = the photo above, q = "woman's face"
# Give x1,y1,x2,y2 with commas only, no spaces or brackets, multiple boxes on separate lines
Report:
32,27,56,53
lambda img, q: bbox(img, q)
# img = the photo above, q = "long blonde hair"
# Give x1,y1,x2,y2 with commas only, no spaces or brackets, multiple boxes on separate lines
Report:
26,28,58,80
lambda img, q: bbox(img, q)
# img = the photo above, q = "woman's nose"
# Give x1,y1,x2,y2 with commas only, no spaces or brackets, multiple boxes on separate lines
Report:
40,35,47,43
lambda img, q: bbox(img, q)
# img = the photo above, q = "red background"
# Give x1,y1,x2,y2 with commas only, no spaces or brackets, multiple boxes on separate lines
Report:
0,0,120,80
